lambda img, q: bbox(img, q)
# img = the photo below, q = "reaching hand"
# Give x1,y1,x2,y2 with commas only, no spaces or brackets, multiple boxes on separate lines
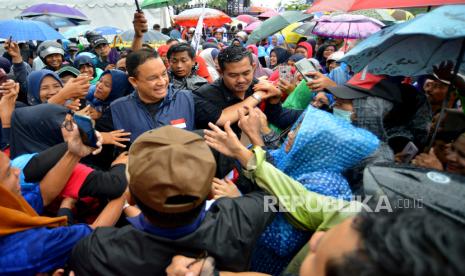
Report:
278,78,295,95
238,106,264,146
0,80,19,127
4,40,22,63
204,121,244,158
112,151,129,166
101,129,131,148
305,71,336,91
165,255,215,276
253,80,282,104
133,12,148,38
411,148,444,171
65,98,81,112
212,177,241,199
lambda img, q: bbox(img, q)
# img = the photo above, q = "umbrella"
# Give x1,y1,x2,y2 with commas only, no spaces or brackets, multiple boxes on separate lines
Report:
174,8,231,27
120,29,169,42
247,11,313,45
29,15,81,29
244,21,262,33
387,9,415,21
340,5,465,76
307,0,465,12
231,18,248,28
62,25,89,39
20,3,89,22
349,9,397,23
0,19,64,41
94,26,123,36
258,10,279,20
248,6,273,14
280,22,306,44
141,0,190,9
292,21,317,36
312,14,385,39
237,14,258,24
364,164,465,225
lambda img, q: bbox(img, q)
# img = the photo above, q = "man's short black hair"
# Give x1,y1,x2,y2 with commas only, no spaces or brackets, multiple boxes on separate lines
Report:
167,43,195,60
217,46,253,71
153,24,160,30
126,48,159,78
326,208,465,276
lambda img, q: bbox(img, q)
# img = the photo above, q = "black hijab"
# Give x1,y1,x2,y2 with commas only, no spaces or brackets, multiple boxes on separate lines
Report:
10,104,67,158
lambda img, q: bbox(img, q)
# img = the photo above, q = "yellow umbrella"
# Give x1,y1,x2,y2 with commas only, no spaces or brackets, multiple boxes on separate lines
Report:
280,22,305,44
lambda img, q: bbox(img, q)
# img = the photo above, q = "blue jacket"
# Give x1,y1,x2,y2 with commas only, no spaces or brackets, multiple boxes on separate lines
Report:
110,85,195,141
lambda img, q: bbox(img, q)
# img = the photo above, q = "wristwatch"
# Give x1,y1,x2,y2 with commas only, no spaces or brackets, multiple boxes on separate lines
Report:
251,92,262,103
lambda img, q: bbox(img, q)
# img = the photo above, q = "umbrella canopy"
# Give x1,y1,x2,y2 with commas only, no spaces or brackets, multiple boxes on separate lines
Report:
340,5,465,76
258,10,279,19
141,0,190,9
29,15,81,29
307,0,465,12
313,14,385,39
231,18,248,28
174,8,231,27
62,25,88,39
237,14,258,24
280,22,306,44
387,9,415,21
120,29,169,42
244,21,262,33
349,9,397,23
20,3,88,21
0,19,64,41
292,21,317,36
247,11,313,45
94,26,123,36
248,6,272,14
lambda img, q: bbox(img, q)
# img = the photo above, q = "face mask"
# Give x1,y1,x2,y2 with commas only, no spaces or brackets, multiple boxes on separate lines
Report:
333,108,353,122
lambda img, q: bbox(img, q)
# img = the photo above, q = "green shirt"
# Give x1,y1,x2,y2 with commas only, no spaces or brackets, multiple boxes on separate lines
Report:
244,147,362,231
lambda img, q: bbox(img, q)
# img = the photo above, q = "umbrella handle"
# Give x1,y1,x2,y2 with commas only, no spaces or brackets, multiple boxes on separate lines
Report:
135,0,141,13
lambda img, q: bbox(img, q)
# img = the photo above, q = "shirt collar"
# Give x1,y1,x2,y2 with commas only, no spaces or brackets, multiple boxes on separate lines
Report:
127,203,208,240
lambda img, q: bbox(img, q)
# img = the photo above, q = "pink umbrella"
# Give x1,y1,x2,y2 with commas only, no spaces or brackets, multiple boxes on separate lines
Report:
258,10,279,19
312,14,384,39
237,14,258,24
244,21,262,33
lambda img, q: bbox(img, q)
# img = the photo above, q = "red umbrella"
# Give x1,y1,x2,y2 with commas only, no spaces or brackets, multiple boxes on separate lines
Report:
237,14,258,24
174,8,231,27
307,0,465,12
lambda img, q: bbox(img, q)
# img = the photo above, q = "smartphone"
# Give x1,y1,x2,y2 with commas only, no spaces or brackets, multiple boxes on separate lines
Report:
400,141,418,163
278,65,292,82
295,58,317,82
0,68,8,88
73,114,98,148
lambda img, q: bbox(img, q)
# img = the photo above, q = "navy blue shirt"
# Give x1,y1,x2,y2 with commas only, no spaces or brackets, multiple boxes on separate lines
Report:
0,185,92,275
111,85,196,142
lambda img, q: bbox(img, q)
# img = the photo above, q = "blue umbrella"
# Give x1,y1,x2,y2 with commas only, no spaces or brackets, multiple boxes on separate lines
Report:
0,19,64,41
94,26,123,36
120,29,169,42
341,5,465,76
62,25,88,39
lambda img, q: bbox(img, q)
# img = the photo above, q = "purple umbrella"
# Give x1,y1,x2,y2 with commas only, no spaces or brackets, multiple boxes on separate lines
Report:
312,14,384,39
20,3,89,22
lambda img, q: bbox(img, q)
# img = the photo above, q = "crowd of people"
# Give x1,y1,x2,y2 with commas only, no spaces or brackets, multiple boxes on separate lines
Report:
1,9,465,276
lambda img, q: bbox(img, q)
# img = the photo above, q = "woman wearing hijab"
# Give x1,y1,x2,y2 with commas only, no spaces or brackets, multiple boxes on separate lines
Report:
266,34,285,56
315,44,337,73
86,70,133,131
0,119,126,275
252,54,273,79
269,47,292,70
295,41,314,59
26,69,91,108
74,53,104,85
199,48,220,82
